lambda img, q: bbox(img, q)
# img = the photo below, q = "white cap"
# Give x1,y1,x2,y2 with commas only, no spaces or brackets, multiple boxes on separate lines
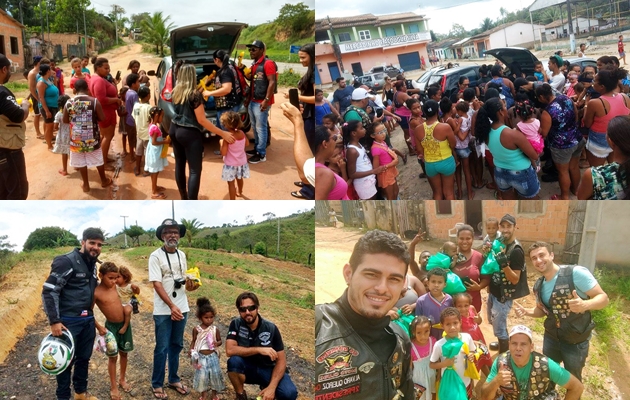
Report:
351,88,374,101
509,325,533,341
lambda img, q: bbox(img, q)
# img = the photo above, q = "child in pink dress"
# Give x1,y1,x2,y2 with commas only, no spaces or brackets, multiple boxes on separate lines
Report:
369,122,399,199
410,316,437,400
220,111,250,200
453,292,492,377
514,100,543,172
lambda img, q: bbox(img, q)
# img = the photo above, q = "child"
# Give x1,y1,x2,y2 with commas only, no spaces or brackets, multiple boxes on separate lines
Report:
191,297,225,400
117,85,128,145
220,111,250,200
132,86,152,176
52,94,71,176
481,217,501,257
514,100,543,172
429,307,476,399
328,207,337,228
369,122,399,199
343,120,380,200
533,61,547,83
565,72,578,97
452,293,492,376
94,262,134,400
454,101,474,200
145,106,169,199
415,268,453,341
115,266,140,335
441,241,459,268
123,74,140,161
410,316,437,400
322,113,341,138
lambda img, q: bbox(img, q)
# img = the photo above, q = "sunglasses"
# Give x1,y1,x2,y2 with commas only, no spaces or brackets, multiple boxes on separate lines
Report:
238,305,258,313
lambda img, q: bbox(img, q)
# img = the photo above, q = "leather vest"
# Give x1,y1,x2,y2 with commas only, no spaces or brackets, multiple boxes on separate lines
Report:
315,303,413,400
497,351,557,400
173,96,203,131
57,249,98,318
343,105,372,130
0,114,26,150
491,239,528,302
533,266,595,344
252,57,275,100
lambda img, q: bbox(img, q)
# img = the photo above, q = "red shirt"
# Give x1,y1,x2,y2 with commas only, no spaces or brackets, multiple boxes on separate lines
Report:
452,250,484,312
89,74,118,113
250,56,277,105
619,39,624,53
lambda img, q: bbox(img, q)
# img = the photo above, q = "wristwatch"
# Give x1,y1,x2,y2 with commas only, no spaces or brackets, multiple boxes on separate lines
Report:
265,97,270,101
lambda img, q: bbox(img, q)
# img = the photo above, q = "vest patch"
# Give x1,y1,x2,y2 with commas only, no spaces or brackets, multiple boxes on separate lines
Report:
316,345,360,387
259,331,271,345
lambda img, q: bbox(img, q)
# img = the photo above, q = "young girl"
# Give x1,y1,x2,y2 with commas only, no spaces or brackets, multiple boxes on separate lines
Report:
115,266,140,335
514,100,544,172
220,111,249,200
343,120,381,200
410,316,437,400
369,122,399,199
452,293,492,377
145,107,169,199
52,94,71,176
454,101,474,200
322,113,341,138
191,297,225,400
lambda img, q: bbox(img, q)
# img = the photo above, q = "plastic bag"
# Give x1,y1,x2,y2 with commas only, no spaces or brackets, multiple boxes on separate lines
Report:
94,330,118,357
444,272,467,295
392,309,415,336
426,252,452,271
462,342,481,380
186,266,202,286
480,239,505,275
437,337,468,400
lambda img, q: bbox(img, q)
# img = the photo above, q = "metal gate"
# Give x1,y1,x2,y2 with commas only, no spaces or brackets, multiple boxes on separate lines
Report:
53,45,63,62
68,44,87,60
341,200,363,227
562,200,587,264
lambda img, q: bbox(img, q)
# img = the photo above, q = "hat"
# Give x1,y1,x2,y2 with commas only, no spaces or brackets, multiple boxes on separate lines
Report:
33,55,43,63
155,218,186,240
500,213,516,225
245,40,265,49
551,54,564,67
509,325,533,341
351,88,374,101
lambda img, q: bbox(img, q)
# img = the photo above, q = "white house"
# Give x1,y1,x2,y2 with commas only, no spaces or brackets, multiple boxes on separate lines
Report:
544,18,602,40
488,21,545,48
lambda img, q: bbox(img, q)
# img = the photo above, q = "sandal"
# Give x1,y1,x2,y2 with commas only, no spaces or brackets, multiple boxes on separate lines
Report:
486,182,497,190
167,382,190,395
153,387,168,399
293,181,304,188
119,382,133,394
101,177,113,188
290,190,306,199
134,167,140,176
472,179,487,189
151,192,167,199
110,390,122,400
550,194,560,200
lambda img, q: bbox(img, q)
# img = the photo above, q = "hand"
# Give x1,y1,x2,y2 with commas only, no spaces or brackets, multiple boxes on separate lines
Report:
568,290,587,313
259,347,278,361
280,102,301,123
97,325,107,336
283,92,289,99
400,304,414,315
185,279,200,291
374,166,386,174
464,279,481,291
498,369,512,386
50,322,67,337
21,99,30,108
514,302,527,318
259,386,276,400
202,90,212,98
387,309,400,320
467,352,476,363
337,158,346,169
393,115,401,122
260,99,269,112
444,357,455,367
170,304,184,321
412,229,426,244
45,109,52,119
221,131,236,144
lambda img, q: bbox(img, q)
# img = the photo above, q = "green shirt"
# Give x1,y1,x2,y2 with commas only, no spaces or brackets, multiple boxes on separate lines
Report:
344,109,362,122
486,354,570,400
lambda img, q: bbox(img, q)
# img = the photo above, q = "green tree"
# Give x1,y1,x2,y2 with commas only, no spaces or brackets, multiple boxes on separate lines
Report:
253,241,266,255
480,18,495,32
430,30,438,42
181,218,204,246
50,0,90,34
141,11,175,56
449,23,466,38
275,2,312,33
124,225,145,247
23,227,80,251
130,12,150,30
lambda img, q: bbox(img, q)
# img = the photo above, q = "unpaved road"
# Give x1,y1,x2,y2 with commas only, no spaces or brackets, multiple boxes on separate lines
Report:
11,41,308,200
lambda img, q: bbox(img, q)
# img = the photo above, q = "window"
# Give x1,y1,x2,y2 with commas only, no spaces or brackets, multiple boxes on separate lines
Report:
358,30,371,40
10,37,19,55
436,201,452,215
385,27,396,37
338,32,351,42
518,200,543,214
408,24,419,33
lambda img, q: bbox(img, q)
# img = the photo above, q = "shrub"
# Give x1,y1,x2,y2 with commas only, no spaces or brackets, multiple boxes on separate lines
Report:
254,241,266,255
277,69,302,88
23,227,80,251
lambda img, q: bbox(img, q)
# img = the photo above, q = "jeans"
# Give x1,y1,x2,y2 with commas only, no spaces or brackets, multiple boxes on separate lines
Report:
152,313,188,389
56,317,95,400
0,148,28,200
170,124,203,200
216,105,242,131
227,355,298,400
248,101,269,157
487,293,512,340
543,335,589,381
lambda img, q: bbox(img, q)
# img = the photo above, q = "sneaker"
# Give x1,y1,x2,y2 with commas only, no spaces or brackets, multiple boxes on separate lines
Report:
249,154,266,164
245,149,257,155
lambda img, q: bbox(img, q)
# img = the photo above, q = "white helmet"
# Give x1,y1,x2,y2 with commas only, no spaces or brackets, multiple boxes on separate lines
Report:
38,330,75,375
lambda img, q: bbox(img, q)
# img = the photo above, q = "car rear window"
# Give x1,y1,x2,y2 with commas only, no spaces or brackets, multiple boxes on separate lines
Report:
428,74,443,87
173,33,236,55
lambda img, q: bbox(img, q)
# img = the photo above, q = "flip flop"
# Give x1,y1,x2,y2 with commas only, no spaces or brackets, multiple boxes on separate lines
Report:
151,192,167,199
550,194,560,200
293,181,304,188
134,167,140,176
167,383,190,395
472,179,487,189
101,177,113,188
290,191,306,199
153,388,168,399
119,382,133,394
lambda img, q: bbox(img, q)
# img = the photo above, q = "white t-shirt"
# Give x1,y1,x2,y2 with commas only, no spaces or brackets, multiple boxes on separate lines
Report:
430,332,476,386
148,247,190,315
304,157,315,186
549,73,566,92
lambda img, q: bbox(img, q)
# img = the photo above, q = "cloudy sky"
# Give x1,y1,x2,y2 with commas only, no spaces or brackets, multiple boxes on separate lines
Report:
0,201,313,251
316,0,532,35
90,0,315,29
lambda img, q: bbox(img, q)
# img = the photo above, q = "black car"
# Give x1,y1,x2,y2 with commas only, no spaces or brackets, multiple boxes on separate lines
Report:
483,47,540,78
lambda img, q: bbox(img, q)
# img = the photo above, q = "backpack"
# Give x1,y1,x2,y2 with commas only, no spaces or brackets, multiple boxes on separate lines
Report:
251,56,279,99
227,60,249,99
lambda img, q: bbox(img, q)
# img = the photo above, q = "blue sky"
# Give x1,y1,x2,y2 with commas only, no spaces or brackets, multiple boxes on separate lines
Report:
0,201,313,251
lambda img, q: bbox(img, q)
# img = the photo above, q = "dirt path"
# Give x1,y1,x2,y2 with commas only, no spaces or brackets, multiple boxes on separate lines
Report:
12,41,306,200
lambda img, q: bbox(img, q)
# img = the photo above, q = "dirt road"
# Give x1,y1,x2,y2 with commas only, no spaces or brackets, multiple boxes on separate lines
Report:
12,42,307,200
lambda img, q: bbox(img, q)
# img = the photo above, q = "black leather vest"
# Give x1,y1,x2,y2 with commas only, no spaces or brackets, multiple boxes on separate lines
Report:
497,351,557,400
490,239,529,302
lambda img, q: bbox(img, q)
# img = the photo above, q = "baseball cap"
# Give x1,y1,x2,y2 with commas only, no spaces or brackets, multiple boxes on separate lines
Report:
351,88,374,101
33,55,43,63
500,213,516,225
509,325,533,341
246,40,265,49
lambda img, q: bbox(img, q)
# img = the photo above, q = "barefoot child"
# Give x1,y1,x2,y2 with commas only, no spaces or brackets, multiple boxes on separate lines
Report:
219,111,250,200
52,94,71,176
410,316,437,400
132,86,152,176
145,106,169,199
514,100,543,172
115,266,140,336
93,262,134,400
369,122,399,199
191,297,225,400
453,293,492,377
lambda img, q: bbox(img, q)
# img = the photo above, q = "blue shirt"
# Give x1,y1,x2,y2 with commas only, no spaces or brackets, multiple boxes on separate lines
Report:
332,86,355,114
125,89,139,126
540,265,598,307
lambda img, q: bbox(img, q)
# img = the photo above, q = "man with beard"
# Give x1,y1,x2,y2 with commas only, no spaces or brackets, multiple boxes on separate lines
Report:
332,77,355,115
42,227,105,400
0,54,31,199
149,219,199,399
514,242,609,382
315,230,414,400
226,291,297,400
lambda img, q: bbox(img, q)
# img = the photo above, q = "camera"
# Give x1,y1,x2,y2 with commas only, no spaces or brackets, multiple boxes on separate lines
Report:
174,278,186,289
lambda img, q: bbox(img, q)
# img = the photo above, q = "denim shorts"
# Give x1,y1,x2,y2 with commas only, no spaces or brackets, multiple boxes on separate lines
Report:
396,114,409,130
586,129,612,158
550,139,585,165
455,147,472,159
494,165,540,198
425,156,456,178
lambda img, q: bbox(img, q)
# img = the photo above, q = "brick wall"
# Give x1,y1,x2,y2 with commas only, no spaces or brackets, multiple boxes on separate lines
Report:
425,201,466,240
0,10,24,69
46,33,95,57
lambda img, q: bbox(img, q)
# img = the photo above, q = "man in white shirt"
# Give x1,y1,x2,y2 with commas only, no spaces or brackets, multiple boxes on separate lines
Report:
548,55,566,92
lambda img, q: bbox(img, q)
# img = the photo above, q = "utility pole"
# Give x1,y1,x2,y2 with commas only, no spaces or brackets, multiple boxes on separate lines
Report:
120,215,129,248
276,217,280,256
83,7,87,54
566,0,575,53
171,200,175,219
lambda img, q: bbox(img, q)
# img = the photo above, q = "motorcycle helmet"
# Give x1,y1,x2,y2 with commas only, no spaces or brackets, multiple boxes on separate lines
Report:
38,330,75,375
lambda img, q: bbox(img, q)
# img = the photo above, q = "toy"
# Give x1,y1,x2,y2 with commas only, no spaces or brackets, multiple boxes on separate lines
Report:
237,51,251,79
186,265,202,286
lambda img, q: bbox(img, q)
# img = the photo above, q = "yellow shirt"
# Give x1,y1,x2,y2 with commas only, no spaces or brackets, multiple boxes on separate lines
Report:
422,121,452,162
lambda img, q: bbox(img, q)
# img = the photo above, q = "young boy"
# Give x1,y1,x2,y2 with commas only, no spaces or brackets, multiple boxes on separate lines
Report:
533,61,548,83
132,86,152,176
442,241,458,268
94,262,134,399
116,266,140,335
619,35,626,65
415,268,453,341
123,74,140,161
481,217,501,257
429,307,476,398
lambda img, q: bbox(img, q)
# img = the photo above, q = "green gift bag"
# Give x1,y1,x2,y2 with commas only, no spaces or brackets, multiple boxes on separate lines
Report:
437,337,468,400
392,309,415,336
480,239,505,275
444,272,467,295
426,252,452,270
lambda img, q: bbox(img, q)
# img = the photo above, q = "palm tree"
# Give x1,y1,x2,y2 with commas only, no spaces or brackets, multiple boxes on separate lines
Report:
480,18,495,32
181,218,204,246
141,12,175,56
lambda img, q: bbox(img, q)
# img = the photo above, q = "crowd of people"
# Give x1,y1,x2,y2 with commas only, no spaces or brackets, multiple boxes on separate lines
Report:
0,40,316,200
316,218,610,399
314,52,630,200
41,220,298,400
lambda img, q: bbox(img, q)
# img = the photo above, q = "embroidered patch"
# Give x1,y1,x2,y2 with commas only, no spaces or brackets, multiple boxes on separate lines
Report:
316,345,359,383
259,331,271,346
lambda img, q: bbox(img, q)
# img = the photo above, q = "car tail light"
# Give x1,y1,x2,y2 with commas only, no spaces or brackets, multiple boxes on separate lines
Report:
161,69,173,102
440,75,447,92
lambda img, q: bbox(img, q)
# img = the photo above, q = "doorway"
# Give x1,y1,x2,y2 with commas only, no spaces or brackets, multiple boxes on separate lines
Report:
351,62,363,77
465,201,483,238
327,62,341,82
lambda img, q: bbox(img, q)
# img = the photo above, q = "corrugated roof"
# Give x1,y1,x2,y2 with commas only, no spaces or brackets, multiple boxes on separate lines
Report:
316,11,426,30
0,7,25,28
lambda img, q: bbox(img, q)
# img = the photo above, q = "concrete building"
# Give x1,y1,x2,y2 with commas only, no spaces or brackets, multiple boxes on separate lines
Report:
315,12,431,85
428,38,458,60
543,17,603,40
470,21,546,53
0,8,25,70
